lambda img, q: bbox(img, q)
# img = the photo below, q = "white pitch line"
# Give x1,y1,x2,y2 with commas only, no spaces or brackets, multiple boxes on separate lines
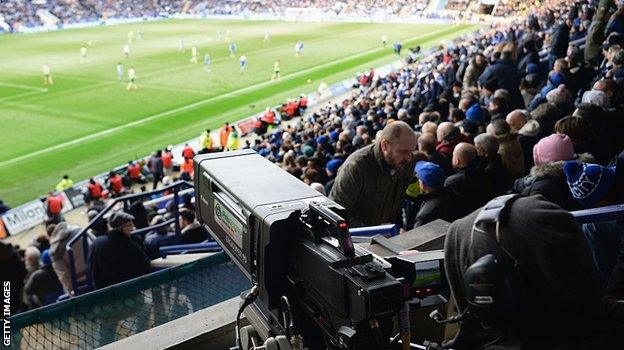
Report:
0,81,48,92
0,89,47,103
0,26,465,168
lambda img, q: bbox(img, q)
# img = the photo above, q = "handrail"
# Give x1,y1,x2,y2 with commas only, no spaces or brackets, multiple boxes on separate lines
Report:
65,180,194,295
159,242,222,257
571,204,624,224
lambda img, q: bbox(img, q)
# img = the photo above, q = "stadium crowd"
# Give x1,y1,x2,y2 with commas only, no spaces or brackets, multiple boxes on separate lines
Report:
5,0,624,345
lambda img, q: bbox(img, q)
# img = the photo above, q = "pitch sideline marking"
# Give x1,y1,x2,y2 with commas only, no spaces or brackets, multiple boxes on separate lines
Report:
0,81,48,92
0,26,467,168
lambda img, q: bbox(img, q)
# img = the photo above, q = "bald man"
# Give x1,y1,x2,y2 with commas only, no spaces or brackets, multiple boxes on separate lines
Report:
436,122,471,157
444,143,493,220
330,121,417,227
506,109,541,170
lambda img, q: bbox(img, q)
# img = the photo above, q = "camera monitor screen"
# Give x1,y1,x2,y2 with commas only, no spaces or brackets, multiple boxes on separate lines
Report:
412,260,442,289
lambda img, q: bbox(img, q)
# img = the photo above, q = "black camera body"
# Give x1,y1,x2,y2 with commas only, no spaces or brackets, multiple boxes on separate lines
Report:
194,150,405,349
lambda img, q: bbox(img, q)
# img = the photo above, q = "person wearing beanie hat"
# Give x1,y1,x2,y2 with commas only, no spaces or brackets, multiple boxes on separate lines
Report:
411,161,451,228
511,133,582,210
533,133,575,166
581,89,610,109
526,63,539,74
562,160,624,285
324,158,344,194
89,211,150,289
24,249,63,307
563,161,616,208
465,103,485,123
302,144,315,158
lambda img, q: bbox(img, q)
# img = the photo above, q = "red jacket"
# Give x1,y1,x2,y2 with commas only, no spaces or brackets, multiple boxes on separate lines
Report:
162,152,173,169
128,164,141,180
110,175,123,193
182,146,195,160
47,195,63,215
88,182,103,199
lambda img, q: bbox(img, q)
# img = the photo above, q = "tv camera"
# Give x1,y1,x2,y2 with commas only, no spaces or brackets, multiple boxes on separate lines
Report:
194,150,448,350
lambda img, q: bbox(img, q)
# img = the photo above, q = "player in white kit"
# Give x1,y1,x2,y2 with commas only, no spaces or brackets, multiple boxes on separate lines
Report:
116,62,123,81
123,44,130,59
42,63,53,85
239,55,247,74
80,45,87,64
190,46,198,63
127,68,137,90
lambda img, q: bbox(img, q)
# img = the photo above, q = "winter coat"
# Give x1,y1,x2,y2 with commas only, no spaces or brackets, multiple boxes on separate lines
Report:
550,22,571,58
49,223,84,294
462,58,485,88
478,59,523,108
330,143,415,227
180,222,210,244
512,161,581,211
444,195,624,349
413,188,452,228
89,229,151,289
479,154,510,196
444,161,493,221
24,265,63,306
497,133,526,181
517,120,541,170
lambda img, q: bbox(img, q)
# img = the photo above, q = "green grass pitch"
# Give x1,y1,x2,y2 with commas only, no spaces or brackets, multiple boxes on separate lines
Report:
0,19,478,206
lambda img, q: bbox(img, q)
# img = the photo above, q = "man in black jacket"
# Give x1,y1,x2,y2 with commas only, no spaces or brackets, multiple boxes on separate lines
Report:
444,143,493,221
444,195,624,349
413,161,450,227
89,211,150,289
179,209,210,244
474,133,510,196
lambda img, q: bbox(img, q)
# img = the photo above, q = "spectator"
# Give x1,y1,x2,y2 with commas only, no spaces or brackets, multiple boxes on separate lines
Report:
199,129,214,152
413,161,451,227
478,50,522,108
128,200,150,230
436,122,470,158
144,215,178,260
563,161,622,284
127,161,143,183
506,109,541,170
444,143,492,220
182,143,195,160
462,53,487,88
24,250,63,308
330,121,417,227
418,132,452,175
0,242,26,314
549,17,573,68
23,246,41,280
512,133,581,210
89,212,150,289
324,158,343,195
181,157,194,180
555,115,611,165
487,119,526,181
55,174,74,191
179,209,210,244
444,195,624,349
49,222,83,294
474,133,509,196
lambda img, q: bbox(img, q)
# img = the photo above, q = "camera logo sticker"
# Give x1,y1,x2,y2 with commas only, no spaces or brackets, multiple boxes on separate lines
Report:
214,199,244,248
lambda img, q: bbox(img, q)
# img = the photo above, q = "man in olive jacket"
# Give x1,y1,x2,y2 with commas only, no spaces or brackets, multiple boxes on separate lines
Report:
330,121,417,227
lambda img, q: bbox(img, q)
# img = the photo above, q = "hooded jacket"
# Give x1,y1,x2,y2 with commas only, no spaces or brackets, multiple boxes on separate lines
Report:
49,223,84,294
462,57,485,88
444,195,624,349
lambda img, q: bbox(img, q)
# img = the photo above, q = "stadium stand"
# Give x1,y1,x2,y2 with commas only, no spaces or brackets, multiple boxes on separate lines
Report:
6,0,624,347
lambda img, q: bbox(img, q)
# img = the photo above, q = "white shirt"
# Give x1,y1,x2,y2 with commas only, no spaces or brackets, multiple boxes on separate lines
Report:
239,56,247,65
123,45,130,54
42,64,50,75
191,47,197,56
128,68,136,79
81,47,87,56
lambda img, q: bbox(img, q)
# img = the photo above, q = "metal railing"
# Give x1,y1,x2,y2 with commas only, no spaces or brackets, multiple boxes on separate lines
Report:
65,180,194,295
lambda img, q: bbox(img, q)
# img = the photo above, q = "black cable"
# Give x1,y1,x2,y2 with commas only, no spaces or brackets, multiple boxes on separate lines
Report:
235,285,259,350
280,295,294,339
